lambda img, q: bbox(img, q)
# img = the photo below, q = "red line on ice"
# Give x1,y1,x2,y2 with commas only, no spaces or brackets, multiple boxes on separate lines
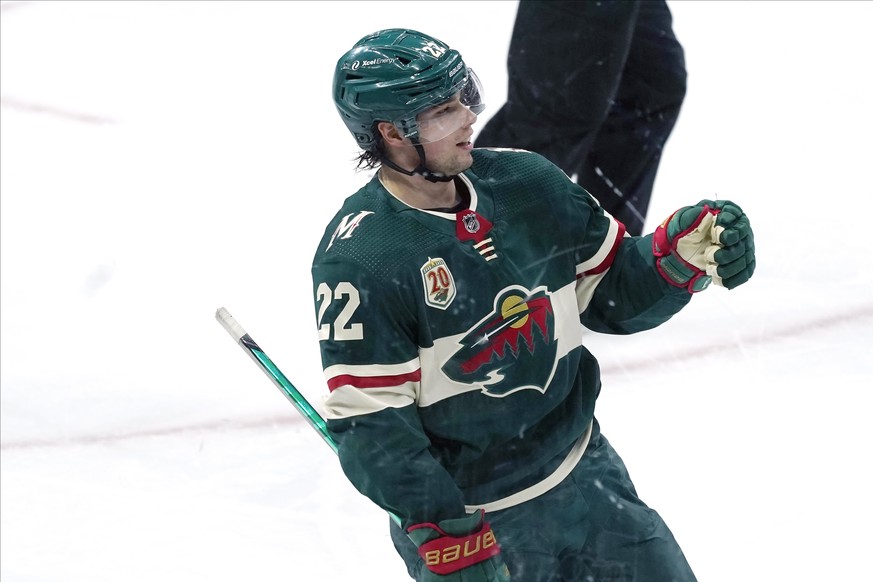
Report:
3,303,872,451
1,96,116,125
1,416,299,451
599,302,873,375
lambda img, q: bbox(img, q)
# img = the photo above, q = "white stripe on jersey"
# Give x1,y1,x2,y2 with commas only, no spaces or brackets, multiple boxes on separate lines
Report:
574,213,625,314
575,213,623,277
322,359,420,419
323,358,420,385
322,383,417,420
465,420,593,513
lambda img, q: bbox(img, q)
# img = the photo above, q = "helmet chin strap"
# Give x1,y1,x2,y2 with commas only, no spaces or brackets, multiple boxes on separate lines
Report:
381,141,455,183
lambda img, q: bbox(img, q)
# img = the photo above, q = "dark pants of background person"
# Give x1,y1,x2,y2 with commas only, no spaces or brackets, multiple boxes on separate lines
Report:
390,420,697,581
475,0,687,236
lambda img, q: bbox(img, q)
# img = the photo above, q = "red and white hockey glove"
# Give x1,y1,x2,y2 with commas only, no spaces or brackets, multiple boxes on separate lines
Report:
407,509,511,581
653,199,756,292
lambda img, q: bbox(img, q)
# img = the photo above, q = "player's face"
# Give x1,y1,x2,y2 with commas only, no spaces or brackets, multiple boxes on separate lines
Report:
411,69,484,144
415,93,478,174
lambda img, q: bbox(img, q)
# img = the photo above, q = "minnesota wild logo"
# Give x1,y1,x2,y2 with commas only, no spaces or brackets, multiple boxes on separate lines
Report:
442,286,557,397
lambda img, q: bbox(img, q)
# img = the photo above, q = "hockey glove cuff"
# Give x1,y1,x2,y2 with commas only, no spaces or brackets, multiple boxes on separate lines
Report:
653,199,756,292
407,509,511,581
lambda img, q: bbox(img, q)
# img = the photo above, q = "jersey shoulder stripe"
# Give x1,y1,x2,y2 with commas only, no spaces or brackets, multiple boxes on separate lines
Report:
324,359,421,390
327,368,422,392
577,218,626,277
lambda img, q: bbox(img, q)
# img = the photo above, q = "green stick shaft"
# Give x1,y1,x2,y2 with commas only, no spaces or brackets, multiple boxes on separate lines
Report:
215,307,336,453
214,307,401,526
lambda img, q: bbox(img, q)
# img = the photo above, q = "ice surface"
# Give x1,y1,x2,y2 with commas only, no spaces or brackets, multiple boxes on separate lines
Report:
2,1,872,581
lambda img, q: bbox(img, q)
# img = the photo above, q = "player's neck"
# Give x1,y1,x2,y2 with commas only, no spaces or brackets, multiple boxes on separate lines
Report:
378,166,459,211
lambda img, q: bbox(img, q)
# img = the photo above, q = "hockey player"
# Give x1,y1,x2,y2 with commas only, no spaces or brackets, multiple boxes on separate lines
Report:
313,28,754,581
475,0,687,236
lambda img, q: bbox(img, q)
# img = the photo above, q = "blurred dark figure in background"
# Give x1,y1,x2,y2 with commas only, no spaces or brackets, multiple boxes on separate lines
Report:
475,0,686,235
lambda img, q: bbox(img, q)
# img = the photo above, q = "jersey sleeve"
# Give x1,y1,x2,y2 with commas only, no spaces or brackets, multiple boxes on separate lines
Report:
560,176,693,334
311,256,467,528
581,233,693,334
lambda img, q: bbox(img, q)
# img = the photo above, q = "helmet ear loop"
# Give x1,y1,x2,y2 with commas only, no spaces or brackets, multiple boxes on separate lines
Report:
379,136,455,183
411,138,454,183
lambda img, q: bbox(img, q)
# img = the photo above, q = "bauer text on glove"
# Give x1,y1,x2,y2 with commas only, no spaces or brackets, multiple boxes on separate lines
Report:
407,510,511,581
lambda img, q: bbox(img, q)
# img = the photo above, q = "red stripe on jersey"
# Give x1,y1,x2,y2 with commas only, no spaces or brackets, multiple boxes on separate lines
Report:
327,368,422,392
581,220,627,277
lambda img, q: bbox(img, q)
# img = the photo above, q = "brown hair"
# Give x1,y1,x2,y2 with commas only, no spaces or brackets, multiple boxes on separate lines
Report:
354,123,386,171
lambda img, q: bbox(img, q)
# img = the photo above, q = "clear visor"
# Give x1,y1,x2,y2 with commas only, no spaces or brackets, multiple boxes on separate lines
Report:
402,69,485,144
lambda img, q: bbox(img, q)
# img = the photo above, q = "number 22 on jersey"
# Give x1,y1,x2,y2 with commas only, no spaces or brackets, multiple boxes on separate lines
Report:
316,282,363,341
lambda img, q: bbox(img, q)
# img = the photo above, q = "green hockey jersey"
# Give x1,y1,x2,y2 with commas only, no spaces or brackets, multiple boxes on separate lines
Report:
311,148,691,529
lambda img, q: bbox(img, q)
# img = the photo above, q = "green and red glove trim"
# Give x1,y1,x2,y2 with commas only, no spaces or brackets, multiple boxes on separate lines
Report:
653,204,720,293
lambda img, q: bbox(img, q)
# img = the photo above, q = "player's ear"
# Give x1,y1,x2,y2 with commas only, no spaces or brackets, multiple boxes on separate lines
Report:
377,121,405,146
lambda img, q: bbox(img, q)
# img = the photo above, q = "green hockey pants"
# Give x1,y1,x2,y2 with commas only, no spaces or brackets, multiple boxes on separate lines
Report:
391,423,697,581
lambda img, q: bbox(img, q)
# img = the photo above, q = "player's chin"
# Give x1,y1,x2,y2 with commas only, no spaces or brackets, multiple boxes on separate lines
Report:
455,151,474,173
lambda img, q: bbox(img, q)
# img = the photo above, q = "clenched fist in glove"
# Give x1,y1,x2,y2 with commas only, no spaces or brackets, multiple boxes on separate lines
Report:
407,509,511,581
653,199,756,292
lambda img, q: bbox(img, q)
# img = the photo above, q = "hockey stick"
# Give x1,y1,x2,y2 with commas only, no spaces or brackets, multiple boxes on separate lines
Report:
215,306,337,454
214,306,402,526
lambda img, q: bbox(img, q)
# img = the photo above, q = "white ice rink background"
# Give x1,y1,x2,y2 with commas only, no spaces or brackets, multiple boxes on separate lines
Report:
2,1,872,580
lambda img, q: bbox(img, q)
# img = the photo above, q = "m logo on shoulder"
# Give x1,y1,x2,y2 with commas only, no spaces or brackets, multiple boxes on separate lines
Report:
326,211,374,250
